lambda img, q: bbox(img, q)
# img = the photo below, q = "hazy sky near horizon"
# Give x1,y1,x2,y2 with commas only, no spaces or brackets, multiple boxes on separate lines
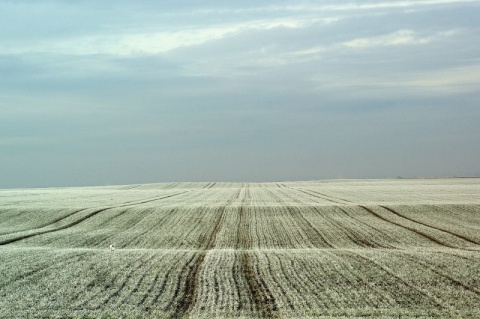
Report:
1,0,480,188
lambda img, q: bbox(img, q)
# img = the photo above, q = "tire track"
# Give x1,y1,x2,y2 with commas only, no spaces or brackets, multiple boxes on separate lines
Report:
167,252,206,318
337,207,396,249
122,185,141,190
167,189,236,318
236,207,249,250
360,206,462,250
205,182,216,189
120,190,193,206
293,188,340,204
234,206,257,312
163,183,179,190
311,206,378,249
0,207,112,246
380,205,480,246
0,191,192,246
0,208,88,236
296,188,353,204
242,251,279,319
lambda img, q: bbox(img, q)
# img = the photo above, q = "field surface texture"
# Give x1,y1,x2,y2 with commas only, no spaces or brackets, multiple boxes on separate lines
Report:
1,179,479,318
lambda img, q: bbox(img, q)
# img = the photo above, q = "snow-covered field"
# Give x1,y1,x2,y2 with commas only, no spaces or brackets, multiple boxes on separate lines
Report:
1,179,479,318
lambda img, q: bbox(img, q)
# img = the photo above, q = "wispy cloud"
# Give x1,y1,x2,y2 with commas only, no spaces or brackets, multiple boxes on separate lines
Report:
0,17,316,56
344,29,459,48
316,0,480,11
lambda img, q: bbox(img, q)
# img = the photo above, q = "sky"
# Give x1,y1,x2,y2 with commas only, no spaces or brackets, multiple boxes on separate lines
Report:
1,0,480,188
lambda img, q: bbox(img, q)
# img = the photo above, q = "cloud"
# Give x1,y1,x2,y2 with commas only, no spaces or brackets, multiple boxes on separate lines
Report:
344,30,431,48
317,0,480,11
0,17,316,56
343,29,458,48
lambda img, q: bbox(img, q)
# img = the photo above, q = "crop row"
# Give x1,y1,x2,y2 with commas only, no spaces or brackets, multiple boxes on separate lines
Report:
1,179,479,318
1,179,479,210
1,247,478,318
2,204,479,251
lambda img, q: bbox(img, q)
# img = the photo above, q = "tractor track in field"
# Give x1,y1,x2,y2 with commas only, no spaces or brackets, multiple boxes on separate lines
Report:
166,252,210,316
205,182,216,189
235,188,278,318
0,190,192,246
359,206,473,251
168,208,226,317
0,207,112,246
168,188,238,319
122,185,141,190
293,188,342,204
311,206,381,249
242,251,279,319
0,208,88,236
380,205,480,246
337,207,397,248
295,188,353,205
233,188,279,317
2,180,480,317
119,190,193,206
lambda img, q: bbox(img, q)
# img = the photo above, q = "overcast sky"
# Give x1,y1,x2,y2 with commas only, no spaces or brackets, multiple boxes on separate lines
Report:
1,0,480,188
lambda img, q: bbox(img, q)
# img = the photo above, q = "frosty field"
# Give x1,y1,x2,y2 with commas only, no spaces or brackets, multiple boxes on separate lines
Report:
1,179,479,318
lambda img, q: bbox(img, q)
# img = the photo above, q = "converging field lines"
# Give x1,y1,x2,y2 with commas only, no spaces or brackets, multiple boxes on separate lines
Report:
1,248,479,317
2,204,479,251
1,179,480,318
